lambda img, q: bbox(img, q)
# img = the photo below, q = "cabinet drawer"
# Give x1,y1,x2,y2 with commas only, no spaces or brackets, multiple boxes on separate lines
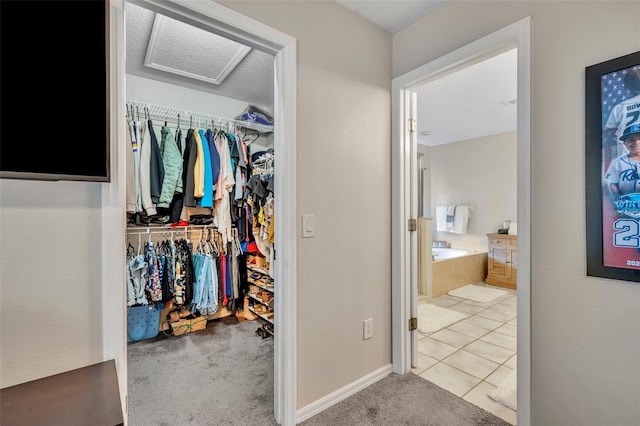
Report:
490,237,517,247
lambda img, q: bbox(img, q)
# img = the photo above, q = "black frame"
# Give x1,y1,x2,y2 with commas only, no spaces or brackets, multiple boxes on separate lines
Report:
586,50,640,282
0,0,110,182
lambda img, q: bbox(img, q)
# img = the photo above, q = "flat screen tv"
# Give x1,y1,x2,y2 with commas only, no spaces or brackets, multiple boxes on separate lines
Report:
0,0,110,182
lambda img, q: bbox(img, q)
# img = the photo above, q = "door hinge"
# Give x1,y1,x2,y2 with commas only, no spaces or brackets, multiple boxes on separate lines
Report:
408,118,417,133
408,218,417,232
409,317,418,331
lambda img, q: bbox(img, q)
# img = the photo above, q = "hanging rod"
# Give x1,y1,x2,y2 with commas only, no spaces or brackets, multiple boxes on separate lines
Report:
125,224,217,234
126,100,274,134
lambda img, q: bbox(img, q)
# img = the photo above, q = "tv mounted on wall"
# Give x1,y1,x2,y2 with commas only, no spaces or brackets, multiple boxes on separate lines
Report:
0,0,110,182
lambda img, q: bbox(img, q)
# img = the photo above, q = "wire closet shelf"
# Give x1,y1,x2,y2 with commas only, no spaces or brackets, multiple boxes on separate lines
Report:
126,100,274,134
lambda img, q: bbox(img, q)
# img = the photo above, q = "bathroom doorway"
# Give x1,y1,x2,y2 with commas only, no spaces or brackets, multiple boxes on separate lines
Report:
391,17,531,426
412,49,519,425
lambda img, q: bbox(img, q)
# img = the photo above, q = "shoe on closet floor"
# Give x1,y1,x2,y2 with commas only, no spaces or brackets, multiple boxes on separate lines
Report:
253,305,269,315
255,327,269,339
150,215,170,224
240,297,257,321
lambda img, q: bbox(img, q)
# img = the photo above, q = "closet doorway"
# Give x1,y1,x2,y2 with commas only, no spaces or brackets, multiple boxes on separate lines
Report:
391,17,531,426
103,1,297,424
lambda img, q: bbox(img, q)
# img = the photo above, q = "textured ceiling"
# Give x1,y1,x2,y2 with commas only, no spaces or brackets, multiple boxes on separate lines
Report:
126,1,515,146
125,2,274,106
416,49,518,146
143,14,252,85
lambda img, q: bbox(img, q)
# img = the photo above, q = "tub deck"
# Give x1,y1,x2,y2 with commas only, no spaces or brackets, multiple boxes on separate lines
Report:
431,250,488,298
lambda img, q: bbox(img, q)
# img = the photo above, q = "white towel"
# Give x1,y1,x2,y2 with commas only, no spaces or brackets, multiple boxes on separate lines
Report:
488,368,517,411
435,206,447,231
450,205,470,234
446,205,456,229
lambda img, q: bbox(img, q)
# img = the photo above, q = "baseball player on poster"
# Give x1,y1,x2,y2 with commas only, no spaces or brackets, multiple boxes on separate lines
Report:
602,67,640,269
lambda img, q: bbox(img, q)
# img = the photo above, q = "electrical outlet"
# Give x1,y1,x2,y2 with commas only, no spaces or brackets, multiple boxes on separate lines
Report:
363,318,373,340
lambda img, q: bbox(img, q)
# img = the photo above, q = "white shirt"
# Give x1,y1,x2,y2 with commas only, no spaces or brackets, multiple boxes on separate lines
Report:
606,94,640,139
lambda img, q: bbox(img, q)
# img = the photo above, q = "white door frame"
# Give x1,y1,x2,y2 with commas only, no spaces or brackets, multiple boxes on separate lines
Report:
102,1,297,424
391,17,531,426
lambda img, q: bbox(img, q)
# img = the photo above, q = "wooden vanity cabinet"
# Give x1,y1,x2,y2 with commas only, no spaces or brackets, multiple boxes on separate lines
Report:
486,233,517,289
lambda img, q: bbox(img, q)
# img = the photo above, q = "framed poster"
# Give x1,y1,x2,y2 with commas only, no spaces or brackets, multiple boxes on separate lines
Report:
586,50,640,282
0,0,110,182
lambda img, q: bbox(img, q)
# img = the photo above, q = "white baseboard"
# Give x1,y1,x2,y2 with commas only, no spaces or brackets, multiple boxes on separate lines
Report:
295,364,393,424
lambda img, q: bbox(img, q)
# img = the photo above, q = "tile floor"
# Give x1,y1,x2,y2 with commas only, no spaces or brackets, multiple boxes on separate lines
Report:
412,283,517,425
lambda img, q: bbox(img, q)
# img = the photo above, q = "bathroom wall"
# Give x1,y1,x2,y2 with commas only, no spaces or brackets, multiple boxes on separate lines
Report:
430,131,517,252
417,144,432,218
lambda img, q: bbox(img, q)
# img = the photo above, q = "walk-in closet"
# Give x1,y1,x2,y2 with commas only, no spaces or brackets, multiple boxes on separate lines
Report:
123,2,277,424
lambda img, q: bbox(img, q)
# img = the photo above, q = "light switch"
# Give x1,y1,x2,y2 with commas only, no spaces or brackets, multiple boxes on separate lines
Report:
302,214,315,238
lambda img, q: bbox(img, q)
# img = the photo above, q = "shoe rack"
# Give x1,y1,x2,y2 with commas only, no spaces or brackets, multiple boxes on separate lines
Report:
246,253,274,336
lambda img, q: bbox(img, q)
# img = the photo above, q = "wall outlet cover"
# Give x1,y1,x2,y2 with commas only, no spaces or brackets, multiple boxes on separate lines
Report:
363,318,373,340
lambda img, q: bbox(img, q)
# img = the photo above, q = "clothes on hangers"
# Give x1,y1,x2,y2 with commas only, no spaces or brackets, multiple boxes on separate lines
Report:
192,252,218,315
126,235,194,306
196,129,214,208
148,119,165,205
127,103,255,231
205,128,221,194
144,241,162,302
193,128,206,199
183,129,198,208
213,132,236,246
157,126,183,209
126,248,149,307
126,118,143,213
139,118,155,216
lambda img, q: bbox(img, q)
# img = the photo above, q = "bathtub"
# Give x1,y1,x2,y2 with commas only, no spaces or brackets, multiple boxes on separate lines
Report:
426,248,488,298
432,247,468,260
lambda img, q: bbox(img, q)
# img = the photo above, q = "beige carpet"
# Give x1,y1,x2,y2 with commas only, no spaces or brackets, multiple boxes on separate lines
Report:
301,373,512,426
127,316,275,425
448,283,507,303
417,303,468,334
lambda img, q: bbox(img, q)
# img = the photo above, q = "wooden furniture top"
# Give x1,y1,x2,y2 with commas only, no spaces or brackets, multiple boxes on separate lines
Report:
487,233,517,240
0,359,123,426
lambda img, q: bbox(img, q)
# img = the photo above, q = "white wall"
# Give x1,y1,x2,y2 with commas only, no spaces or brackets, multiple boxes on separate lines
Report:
0,180,104,387
127,74,274,151
395,2,640,425
431,131,516,252
127,74,252,118
220,0,392,409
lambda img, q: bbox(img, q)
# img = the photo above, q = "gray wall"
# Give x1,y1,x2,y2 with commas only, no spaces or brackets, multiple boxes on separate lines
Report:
0,180,104,387
430,131,517,253
5,2,637,425
0,1,393,409
220,1,393,408
395,2,640,425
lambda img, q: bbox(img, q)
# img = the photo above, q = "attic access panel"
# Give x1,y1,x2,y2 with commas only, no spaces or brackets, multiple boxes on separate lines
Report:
144,13,251,85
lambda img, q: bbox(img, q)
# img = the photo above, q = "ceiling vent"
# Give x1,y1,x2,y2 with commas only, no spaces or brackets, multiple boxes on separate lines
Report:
144,14,251,85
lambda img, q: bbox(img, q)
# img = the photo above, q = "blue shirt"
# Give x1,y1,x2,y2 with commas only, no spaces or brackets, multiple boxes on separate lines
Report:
197,129,213,208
